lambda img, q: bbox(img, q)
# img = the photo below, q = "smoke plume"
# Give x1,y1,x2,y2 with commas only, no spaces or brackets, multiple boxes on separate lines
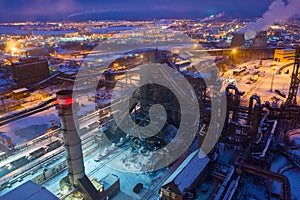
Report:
241,0,300,40
200,12,225,23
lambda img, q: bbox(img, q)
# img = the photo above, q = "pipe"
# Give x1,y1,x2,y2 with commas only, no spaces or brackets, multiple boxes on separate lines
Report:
226,84,239,97
260,120,277,158
230,121,251,129
241,164,291,200
225,84,240,129
248,94,261,125
222,176,241,200
252,103,262,135
226,84,244,123
213,166,235,200
255,107,270,144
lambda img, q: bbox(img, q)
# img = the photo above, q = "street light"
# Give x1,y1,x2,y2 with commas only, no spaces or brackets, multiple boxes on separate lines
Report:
231,48,238,64
270,66,277,92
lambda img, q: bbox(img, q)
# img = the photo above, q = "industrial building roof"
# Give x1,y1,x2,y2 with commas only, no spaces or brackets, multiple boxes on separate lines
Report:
162,149,210,194
12,87,28,94
100,174,119,190
78,175,99,200
0,181,58,200
276,48,296,52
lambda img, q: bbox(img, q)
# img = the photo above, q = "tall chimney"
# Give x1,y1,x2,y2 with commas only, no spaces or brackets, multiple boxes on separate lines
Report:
56,90,85,186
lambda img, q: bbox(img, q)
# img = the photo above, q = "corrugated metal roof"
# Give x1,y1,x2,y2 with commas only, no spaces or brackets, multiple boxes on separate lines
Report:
162,149,210,194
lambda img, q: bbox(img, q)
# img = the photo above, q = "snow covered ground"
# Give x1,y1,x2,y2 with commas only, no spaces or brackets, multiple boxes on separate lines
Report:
0,107,59,145
0,86,105,145
76,93,97,117
0,87,58,119
222,60,295,105
42,142,168,200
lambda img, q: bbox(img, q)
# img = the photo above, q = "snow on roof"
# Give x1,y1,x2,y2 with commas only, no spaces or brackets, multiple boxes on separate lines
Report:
162,149,210,194
182,71,212,79
0,180,58,200
281,48,295,51
276,48,296,52
64,71,76,75
175,60,191,66
100,174,119,190
12,87,28,94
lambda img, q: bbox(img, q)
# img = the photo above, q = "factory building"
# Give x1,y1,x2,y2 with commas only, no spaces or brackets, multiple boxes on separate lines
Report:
274,48,296,62
230,33,245,48
11,57,50,86
11,87,29,100
231,31,267,49
160,150,210,200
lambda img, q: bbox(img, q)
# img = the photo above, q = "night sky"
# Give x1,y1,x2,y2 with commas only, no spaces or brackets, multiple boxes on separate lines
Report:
0,0,275,22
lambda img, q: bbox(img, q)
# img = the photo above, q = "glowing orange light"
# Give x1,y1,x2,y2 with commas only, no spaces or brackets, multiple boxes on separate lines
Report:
5,40,20,56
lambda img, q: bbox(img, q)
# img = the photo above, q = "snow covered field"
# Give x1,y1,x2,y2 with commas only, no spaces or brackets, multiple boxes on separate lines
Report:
222,59,294,105
0,107,59,144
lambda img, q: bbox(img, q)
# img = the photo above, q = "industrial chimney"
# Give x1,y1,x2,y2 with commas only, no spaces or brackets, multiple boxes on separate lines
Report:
56,90,85,186
251,31,267,48
231,33,245,48
57,90,99,200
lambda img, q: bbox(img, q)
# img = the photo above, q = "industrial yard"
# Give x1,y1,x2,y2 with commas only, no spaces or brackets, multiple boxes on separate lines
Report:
1,1,300,199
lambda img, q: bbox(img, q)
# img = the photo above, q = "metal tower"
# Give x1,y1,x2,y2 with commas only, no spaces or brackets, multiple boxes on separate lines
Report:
286,48,300,105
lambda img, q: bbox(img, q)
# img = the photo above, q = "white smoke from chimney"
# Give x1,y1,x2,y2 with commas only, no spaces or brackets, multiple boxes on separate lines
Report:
200,12,225,23
241,0,300,40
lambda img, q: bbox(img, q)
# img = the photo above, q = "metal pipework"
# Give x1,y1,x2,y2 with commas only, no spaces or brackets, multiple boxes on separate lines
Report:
255,105,270,144
248,94,261,125
226,84,242,123
260,120,277,158
57,90,85,187
213,166,235,200
251,103,262,134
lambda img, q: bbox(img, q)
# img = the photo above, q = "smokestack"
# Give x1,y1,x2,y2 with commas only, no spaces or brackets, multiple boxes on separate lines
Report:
56,90,85,187
231,33,245,48
251,31,267,48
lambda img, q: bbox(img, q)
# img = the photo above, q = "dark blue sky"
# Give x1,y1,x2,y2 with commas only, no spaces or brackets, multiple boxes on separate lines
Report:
0,0,275,22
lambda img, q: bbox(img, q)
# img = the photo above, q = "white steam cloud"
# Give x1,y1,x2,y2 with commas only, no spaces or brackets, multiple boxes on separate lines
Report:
241,0,300,40
200,12,225,23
